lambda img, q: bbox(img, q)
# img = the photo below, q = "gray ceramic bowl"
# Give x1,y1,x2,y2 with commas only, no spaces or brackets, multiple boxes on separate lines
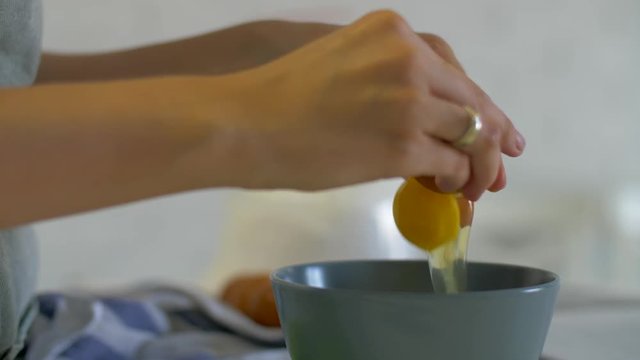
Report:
271,260,559,360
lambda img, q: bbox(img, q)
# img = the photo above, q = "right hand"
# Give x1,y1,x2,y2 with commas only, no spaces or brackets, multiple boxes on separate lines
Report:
223,10,524,200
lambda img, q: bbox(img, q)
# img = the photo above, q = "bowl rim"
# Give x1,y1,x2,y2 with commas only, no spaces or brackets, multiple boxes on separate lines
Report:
270,259,560,298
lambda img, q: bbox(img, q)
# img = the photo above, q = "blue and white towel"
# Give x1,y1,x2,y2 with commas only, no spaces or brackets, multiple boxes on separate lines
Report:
25,284,291,360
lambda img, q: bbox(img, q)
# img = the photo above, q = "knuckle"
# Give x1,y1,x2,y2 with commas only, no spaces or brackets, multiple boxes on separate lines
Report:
389,87,422,109
386,44,424,82
422,33,451,53
368,9,409,31
471,88,489,109
475,91,505,125
466,80,490,108
399,46,423,70
472,91,513,142
478,122,502,149
479,89,493,104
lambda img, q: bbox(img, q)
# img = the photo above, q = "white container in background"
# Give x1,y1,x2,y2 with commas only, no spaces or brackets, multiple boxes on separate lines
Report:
201,179,423,292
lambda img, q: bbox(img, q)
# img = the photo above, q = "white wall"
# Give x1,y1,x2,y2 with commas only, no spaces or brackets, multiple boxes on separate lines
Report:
36,0,640,291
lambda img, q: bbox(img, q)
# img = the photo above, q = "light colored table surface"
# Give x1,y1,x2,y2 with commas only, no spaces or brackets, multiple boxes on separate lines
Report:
543,286,640,359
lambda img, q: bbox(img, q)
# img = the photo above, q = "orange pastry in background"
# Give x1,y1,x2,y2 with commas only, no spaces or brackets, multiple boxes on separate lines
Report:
220,274,281,327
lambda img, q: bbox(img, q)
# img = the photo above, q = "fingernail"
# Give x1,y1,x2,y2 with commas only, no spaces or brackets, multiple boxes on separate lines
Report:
489,183,506,192
515,131,526,152
463,189,481,202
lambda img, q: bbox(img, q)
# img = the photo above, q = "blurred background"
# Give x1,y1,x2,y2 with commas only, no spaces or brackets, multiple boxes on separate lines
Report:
35,0,640,293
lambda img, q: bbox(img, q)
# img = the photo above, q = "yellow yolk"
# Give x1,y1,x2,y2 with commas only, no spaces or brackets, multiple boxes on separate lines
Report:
393,177,470,251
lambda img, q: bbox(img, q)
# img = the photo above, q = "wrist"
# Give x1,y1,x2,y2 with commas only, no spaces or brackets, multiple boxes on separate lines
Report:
170,73,267,191
249,20,339,60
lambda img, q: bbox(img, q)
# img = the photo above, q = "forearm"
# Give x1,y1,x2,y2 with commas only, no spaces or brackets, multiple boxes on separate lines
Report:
0,76,243,228
37,20,338,83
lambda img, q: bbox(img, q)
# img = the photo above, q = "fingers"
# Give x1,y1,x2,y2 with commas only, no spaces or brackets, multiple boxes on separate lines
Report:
354,12,519,199
425,58,524,157
415,97,506,197
488,160,507,192
420,97,477,143
462,133,502,200
417,57,523,199
403,24,521,199
312,11,518,195
410,137,470,193
416,161,505,195
416,31,522,198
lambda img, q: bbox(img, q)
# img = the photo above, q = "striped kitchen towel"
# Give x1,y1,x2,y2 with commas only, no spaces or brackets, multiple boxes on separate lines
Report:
25,283,289,360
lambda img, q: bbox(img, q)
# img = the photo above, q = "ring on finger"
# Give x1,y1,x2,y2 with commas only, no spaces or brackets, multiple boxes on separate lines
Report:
453,106,483,148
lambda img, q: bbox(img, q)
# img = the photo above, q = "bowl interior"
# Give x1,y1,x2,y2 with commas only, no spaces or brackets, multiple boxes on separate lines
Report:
272,260,557,293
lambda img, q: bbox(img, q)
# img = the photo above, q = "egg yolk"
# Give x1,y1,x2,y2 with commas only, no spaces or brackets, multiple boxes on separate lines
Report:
393,177,472,251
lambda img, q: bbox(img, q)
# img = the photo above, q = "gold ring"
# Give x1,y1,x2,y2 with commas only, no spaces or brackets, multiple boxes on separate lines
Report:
453,106,482,148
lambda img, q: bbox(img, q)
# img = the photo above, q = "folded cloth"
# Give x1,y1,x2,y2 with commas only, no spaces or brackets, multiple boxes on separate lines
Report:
25,283,290,360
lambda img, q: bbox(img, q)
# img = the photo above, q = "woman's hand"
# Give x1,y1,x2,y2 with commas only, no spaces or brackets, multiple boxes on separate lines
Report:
219,10,524,200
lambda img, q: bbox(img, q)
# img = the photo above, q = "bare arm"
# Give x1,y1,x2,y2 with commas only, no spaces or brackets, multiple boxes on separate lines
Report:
2,11,522,228
36,19,459,82
36,20,338,83
0,75,246,228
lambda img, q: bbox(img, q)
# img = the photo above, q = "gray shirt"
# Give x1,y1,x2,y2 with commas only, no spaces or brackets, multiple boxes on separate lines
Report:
0,0,42,357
